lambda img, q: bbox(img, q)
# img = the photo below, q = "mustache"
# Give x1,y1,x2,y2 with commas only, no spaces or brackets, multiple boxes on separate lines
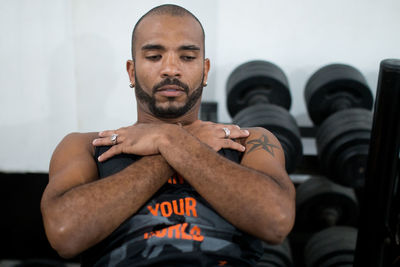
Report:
152,78,190,94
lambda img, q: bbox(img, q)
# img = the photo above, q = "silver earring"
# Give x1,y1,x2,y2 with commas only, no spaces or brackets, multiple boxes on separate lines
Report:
129,83,134,88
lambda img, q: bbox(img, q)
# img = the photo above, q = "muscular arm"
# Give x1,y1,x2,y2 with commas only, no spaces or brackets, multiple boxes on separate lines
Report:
159,125,295,244
41,133,173,258
42,123,248,258
99,123,295,244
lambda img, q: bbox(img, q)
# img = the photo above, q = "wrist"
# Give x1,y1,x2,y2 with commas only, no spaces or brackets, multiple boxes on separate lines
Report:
157,124,181,152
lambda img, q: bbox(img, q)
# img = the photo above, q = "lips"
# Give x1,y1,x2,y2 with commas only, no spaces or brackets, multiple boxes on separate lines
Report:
157,85,184,92
156,85,185,97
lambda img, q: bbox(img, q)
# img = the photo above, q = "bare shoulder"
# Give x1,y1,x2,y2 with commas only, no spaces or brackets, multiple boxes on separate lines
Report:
240,127,286,172
56,132,98,154
238,127,295,194
50,132,98,172
46,132,99,198
245,127,283,154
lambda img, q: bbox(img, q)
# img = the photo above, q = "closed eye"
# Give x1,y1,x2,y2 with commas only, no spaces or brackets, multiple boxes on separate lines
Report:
181,56,196,61
146,55,161,61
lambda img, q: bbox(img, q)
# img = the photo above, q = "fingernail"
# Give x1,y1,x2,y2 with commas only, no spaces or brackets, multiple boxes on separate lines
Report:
241,146,246,152
235,125,241,129
92,139,97,145
244,130,249,135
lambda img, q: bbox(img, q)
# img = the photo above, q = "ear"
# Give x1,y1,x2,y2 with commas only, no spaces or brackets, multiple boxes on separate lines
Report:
126,60,135,87
203,58,210,86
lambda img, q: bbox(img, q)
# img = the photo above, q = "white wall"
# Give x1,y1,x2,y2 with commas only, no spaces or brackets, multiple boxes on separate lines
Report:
1,0,399,172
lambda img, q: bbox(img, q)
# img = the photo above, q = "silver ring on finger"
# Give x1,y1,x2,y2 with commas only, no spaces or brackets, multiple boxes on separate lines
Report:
110,134,118,145
222,127,231,139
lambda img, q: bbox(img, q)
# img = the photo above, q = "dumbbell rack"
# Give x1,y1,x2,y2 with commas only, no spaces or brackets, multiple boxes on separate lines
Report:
200,58,400,267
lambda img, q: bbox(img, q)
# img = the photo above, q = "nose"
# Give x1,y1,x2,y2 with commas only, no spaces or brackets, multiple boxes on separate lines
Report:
161,53,181,78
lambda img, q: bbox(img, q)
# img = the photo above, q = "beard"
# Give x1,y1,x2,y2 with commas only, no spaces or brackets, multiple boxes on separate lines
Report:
134,74,204,119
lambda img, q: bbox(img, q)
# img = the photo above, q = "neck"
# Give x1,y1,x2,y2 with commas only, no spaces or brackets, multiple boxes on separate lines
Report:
136,102,201,126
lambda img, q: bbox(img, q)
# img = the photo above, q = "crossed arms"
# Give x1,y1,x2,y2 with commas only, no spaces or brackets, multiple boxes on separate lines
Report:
40,120,295,258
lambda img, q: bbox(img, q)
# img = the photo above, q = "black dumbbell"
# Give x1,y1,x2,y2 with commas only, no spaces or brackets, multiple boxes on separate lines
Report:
304,64,373,188
15,258,67,267
226,60,303,173
295,176,358,233
304,226,357,267
256,239,293,267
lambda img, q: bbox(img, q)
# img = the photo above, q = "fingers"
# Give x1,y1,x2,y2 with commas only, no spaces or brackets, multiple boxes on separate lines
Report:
219,139,246,152
98,130,115,138
219,124,249,139
97,144,123,162
213,124,248,152
92,130,125,147
96,128,128,161
93,134,116,146
93,123,249,160
91,130,124,161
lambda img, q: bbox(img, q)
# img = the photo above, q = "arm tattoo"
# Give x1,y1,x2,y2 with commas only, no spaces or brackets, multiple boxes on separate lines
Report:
246,134,280,157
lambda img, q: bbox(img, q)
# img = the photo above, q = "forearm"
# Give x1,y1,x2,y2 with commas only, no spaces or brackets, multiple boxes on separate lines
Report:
41,155,173,258
158,125,295,243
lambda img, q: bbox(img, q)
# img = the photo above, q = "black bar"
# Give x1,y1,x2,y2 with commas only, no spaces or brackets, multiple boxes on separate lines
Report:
354,59,400,267
299,126,317,138
200,101,218,122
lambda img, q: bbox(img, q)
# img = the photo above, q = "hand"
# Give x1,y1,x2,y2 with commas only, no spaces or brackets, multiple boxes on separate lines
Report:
92,123,169,162
183,120,249,152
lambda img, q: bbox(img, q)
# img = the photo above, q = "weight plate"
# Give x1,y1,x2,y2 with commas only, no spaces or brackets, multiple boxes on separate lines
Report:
234,104,293,125
318,125,371,168
333,145,369,188
317,109,372,154
227,60,291,117
296,176,358,232
321,136,370,189
233,104,302,173
319,131,371,174
257,239,293,267
316,109,372,187
304,226,357,267
320,253,354,267
321,131,370,188
304,63,373,125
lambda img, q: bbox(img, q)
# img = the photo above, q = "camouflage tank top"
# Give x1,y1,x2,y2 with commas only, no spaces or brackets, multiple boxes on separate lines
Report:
81,147,263,266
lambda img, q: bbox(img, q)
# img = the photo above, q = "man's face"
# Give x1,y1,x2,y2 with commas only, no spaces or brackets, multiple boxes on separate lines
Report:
129,14,209,119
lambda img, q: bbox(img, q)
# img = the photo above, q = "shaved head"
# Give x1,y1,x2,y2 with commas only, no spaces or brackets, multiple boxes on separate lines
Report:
131,4,205,59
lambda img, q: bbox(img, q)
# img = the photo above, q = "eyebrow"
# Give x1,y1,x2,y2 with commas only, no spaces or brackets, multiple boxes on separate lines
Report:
179,45,200,51
141,44,200,52
142,44,165,51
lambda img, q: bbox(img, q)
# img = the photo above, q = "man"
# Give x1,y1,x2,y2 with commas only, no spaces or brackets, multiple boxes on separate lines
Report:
41,4,295,266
